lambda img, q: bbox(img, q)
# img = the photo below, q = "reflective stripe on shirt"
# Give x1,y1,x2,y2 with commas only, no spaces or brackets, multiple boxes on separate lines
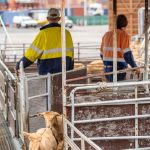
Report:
43,48,74,54
103,47,121,51
124,48,131,53
103,57,125,62
30,44,43,55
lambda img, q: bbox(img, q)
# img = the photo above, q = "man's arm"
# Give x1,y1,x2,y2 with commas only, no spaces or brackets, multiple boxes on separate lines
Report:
67,30,74,70
122,32,137,68
16,31,45,70
16,57,33,70
122,32,140,77
124,50,137,68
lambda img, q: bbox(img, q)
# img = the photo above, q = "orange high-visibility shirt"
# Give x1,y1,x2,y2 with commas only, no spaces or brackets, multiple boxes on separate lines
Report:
100,29,131,63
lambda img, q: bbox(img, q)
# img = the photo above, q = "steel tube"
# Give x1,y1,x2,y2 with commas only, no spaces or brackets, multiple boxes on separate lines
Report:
144,0,149,94
74,136,150,141
144,0,149,81
135,87,139,148
74,114,150,124
28,93,49,100
61,0,68,148
113,0,117,83
65,118,102,150
47,73,51,111
70,80,150,94
125,147,150,150
27,75,48,81
67,97,150,107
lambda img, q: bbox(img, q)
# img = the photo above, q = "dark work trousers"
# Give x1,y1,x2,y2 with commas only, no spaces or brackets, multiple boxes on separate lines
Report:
104,67,126,82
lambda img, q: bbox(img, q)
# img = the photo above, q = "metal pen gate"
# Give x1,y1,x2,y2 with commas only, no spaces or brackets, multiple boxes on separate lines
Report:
0,59,20,149
66,81,150,150
18,63,87,131
18,64,102,150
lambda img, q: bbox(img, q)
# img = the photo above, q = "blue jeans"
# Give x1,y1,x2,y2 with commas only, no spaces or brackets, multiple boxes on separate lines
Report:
104,67,126,82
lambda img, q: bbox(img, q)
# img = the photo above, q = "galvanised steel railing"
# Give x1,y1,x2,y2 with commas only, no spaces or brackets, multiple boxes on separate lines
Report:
68,80,150,149
0,43,100,63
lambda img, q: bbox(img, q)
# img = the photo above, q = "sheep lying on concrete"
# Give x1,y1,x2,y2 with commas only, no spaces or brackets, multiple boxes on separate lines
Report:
39,111,63,150
23,128,57,150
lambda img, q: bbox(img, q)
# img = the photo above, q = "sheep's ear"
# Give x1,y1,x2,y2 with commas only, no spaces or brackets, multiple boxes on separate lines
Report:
23,132,30,138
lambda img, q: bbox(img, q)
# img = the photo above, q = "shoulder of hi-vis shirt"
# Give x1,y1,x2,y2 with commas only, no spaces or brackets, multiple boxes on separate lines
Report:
24,30,46,62
24,27,74,63
100,29,131,61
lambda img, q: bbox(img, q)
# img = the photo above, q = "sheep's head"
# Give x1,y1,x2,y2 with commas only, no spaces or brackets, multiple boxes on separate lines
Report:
23,132,41,150
39,111,60,128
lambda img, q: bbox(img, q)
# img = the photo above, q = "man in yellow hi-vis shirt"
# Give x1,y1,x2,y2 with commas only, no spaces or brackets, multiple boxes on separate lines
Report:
16,8,74,75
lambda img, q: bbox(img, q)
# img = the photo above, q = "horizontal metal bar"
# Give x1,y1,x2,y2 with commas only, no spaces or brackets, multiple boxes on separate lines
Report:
74,136,150,141
64,118,102,150
66,97,150,107
67,101,150,107
124,147,150,150
74,114,150,124
27,75,48,81
70,80,150,95
28,93,49,100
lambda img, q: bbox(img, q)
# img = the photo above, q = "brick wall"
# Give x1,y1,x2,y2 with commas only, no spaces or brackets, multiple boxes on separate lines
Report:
108,0,145,36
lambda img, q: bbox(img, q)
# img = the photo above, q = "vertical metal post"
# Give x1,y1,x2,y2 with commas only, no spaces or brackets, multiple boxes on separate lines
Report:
61,0,67,149
84,0,87,26
129,0,133,36
144,0,149,79
144,0,149,93
19,62,26,144
25,75,30,133
47,73,51,111
78,42,80,61
23,43,26,55
135,86,139,149
0,44,2,60
13,51,17,62
4,72,9,121
19,62,29,133
113,0,117,83
67,0,71,16
14,79,19,138
81,139,85,150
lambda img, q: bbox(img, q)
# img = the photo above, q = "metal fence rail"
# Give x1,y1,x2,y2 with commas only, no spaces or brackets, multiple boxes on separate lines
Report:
67,80,150,149
19,63,51,133
18,65,103,149
0,43,100,63
0,112,15,150
64,118,102,150
0,59,22,149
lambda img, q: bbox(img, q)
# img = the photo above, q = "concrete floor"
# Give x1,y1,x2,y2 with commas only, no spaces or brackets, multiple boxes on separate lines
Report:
0,25,108,44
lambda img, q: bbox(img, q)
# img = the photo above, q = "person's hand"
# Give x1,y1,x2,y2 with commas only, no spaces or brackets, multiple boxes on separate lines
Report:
14,68,20,76
134,68,140,78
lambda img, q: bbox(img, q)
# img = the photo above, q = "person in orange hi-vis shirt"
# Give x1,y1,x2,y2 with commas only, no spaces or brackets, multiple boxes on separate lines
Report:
100,14,140,82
